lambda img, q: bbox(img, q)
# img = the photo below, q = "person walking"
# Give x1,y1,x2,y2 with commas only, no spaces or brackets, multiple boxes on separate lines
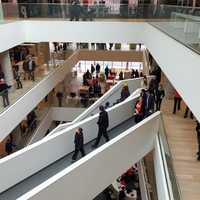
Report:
196,122,200,161
0,79,10,107
72,127,85,162
92,105,109,148
14,65,23,89
155,84,165,111
173,90,182,114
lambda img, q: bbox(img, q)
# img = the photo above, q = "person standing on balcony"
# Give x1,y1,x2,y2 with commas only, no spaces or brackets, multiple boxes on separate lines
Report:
91,64,95,74
0,78,10,108
96,63,101,74
26,55,36,81
72,127,85,162
14,65,23,89
104,65,109,79
92,105,109,148
82,0,89,20
120,0,129,17
70,0,81,21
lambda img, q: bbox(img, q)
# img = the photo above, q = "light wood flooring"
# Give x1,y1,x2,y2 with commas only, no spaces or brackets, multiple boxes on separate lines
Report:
161,98,200,200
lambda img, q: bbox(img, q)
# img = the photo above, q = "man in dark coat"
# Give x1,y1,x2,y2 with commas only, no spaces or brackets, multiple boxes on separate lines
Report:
145,90,155,117
26,56,36,81
0,79,10,107
96,63,101,73
92,105,109,148
72,127,85,162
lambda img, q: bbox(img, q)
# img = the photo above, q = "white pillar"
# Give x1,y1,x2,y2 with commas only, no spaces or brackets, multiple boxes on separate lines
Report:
0,51,14,86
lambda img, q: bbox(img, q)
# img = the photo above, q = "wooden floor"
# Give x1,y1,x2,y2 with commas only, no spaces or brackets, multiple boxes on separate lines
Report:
161,99,200,200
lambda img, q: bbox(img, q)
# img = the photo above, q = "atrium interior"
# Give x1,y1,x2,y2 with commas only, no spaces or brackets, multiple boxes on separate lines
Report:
0,1,200,200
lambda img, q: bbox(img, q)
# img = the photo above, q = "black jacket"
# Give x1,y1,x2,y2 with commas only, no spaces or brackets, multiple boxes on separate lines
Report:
146,94,155,112
74,131,84,149
98,110,109,128
156,89,165,101
0,83,9,93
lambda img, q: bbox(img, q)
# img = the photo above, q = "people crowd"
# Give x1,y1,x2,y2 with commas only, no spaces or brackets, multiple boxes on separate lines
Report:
0,48,39,108
134,78,165,123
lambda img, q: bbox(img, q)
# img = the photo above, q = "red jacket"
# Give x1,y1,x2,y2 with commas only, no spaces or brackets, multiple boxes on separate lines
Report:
174,90,181,98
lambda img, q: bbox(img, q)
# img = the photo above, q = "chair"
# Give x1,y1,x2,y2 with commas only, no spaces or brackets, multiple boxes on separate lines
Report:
70,92,76,98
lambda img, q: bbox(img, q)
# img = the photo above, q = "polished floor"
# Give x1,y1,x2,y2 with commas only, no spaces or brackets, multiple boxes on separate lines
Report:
161,98,200,200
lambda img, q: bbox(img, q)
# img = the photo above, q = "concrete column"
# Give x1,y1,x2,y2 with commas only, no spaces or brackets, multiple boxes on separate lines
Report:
0,51,14,86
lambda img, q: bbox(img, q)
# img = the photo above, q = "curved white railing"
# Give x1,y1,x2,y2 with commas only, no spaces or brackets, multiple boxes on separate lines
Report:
16,112,179,200
18,112,161,200
50,78,143,135
0,89,140,193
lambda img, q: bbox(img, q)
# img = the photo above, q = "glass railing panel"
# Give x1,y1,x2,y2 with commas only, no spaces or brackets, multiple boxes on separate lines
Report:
1,3,197,20
2,3,200,54
0,3,3,21
158,114,182,200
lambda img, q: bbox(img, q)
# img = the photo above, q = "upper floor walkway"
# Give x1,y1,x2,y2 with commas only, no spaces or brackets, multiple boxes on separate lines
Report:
0,19,199,132
1,3,200,53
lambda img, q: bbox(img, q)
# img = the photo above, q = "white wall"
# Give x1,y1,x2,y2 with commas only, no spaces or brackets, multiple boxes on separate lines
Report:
18,112,161,200
144,23,200,121
0,21,25,52
23,21,145,44
0,93,139,193
28,107,85,145
51,107,86,122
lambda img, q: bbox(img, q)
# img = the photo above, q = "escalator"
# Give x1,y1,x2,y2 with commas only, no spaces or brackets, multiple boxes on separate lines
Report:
0,116,136,200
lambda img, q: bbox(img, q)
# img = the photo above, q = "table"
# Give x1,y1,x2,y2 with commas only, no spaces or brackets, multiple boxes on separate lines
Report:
106,79,117,86
79,86,89,94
